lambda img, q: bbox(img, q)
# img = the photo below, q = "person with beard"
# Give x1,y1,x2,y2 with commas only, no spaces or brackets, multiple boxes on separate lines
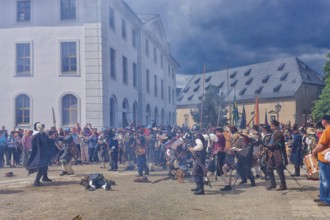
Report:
189,125,207,195
26,122,56,186
266,120,288,191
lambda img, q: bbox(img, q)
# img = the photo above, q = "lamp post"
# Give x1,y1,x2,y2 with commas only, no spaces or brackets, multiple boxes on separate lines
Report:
275,102,282,122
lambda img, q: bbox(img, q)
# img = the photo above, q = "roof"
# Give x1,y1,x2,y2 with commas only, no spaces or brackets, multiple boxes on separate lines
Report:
177,57,324,106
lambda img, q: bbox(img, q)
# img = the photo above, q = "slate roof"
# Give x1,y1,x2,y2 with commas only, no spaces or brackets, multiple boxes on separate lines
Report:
177,57,324,106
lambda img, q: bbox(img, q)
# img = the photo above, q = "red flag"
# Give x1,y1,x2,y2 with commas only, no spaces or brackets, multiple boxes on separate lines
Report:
254,96,259,125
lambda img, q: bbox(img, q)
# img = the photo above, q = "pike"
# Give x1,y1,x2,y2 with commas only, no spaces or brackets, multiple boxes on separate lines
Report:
152,176,173,184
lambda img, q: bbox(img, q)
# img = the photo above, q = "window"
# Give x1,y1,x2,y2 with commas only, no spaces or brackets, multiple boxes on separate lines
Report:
60,0,76,21
194,85,200,92
15,94,30,125
194,77,201,84
161,79,164,99
255,86,263,94
244,69,252,76
205,84,212,90
280,72,289,81
133,102,138,126
17,0,30,22
122,56,128,84
16,43,32,75
230,71,237,79
153,47,157,64
183,86,190,93
60,41,78,74
168,86,171,103
273,84,282,92
172,68,175,79
62,94,78,126
177,96,183,101
110,48,116,79
262,75,270,83
109,7,115,30
133,62,137,88
277,63,286,71
231,80,238,87
122,19,127,40
187,94,194,101
218,82,224,89
168,64,171,77
239,88,247,96
205,75,212,82
184,114,189,127
145,39,149,57
122,99,129,127
132,29,137,48
172,88,175,104
245,77,253,85
146,69,150,94
146,105,151,125
154,75,157,97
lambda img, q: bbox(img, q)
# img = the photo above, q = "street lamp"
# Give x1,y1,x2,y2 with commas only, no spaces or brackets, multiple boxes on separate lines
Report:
275,102,282,122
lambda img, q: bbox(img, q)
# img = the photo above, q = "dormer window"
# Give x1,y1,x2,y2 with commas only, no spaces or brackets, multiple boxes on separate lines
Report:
239,88,247,96
205,84,212,90
244,69,252,76
183,86,190,93
177,96,183,101
255,86,263,94
262,75,271,83
230,71,237,79
273,84,282,92
218,82,224,89
194,85,200,92
280,72,289,81
245,77,253,85
205,75,212,83
231,80,238,87
194,77,201,84
277,63,286,71
187,94,194,101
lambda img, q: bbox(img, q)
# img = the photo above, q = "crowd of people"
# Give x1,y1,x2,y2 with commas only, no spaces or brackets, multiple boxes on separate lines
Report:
1,114,330,204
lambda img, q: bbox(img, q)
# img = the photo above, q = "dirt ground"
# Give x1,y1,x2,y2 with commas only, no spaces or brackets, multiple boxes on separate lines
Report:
0,163,326,220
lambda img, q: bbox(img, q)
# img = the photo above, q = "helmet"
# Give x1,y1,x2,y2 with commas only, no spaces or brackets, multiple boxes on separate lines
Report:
191,124,200,133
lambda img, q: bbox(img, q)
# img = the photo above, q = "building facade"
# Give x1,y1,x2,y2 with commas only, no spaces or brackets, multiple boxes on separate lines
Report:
177,57,324,128
0,0,178,130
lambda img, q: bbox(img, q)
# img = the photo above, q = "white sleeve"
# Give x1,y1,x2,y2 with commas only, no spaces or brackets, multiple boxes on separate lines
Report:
193,139,203,151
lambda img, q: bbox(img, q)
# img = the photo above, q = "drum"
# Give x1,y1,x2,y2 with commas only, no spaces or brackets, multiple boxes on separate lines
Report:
304,154,319,180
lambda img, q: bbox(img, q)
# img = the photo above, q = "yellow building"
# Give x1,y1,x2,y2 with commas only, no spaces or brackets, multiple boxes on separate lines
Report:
176,57,324,128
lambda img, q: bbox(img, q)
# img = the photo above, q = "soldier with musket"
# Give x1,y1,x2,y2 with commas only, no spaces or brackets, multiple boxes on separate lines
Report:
136,129,149,176
189,125,207,195
266,120,288,191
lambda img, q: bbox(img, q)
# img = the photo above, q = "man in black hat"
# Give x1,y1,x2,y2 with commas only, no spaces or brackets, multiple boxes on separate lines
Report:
312,114,330,206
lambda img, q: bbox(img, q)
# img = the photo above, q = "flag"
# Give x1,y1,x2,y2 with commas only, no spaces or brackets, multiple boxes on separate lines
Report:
240,105,246,129
254,95,259,125
232,94,239,126
265,108,268,125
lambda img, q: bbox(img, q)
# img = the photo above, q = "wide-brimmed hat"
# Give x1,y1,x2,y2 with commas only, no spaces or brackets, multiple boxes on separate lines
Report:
306,127,315,135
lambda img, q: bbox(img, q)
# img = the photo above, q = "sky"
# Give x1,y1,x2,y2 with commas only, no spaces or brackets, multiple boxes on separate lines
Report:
125,0,330,87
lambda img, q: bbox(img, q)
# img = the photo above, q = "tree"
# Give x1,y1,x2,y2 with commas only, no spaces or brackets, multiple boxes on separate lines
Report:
190,86,226,128
312,53,330,121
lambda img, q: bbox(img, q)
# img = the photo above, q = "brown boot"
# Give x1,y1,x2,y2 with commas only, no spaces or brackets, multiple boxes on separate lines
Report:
177,169,184,183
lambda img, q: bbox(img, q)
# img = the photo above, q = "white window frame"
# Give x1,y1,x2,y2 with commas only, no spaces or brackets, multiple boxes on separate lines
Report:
15,93,32,127
59,40,80,76
16,0,31,23
109,6,115,31
15,41,33,77
60,93,80,127
59,0,77,21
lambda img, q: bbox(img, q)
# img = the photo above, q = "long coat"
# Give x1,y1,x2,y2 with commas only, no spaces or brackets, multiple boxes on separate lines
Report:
26,132,57,174
267,130,287,169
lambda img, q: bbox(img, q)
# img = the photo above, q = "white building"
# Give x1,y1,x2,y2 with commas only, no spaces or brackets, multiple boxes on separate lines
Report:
0,0,179,130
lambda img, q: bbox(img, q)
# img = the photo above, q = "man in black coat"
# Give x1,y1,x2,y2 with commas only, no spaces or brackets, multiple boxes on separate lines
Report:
26,122,56,186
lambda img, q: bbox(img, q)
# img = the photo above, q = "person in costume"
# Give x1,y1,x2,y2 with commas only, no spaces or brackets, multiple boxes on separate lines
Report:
26,122,57,186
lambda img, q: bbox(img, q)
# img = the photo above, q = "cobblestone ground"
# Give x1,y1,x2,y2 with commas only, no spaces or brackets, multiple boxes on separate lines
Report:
0,163,329,220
